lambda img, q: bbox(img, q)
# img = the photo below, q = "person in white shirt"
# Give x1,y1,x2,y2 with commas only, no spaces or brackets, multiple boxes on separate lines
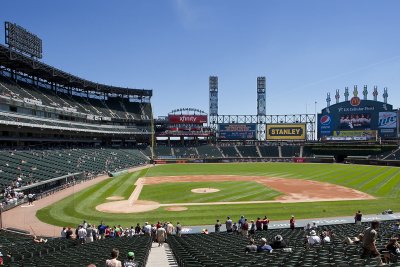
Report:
143,222,152,236
77,225,87,244
307,230,321,247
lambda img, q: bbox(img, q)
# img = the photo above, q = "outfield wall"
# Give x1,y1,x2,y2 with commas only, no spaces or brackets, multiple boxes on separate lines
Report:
153,157,400,166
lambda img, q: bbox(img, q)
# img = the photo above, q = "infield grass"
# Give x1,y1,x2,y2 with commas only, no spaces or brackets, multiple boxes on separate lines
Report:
37,163,400,227
139,181,281,203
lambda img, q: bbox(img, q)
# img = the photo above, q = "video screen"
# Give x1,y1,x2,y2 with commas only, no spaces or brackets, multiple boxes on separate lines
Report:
339,113,371,130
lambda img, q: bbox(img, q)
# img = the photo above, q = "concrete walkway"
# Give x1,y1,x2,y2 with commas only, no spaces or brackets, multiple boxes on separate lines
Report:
147,243,178,267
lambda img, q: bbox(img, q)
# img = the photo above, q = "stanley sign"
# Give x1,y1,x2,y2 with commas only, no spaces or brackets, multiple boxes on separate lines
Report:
266,124,306,140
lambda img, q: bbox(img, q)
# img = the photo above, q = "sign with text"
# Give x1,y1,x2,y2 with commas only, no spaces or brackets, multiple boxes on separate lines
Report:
168,115,207,124
218,124,257,140
266,124,306,140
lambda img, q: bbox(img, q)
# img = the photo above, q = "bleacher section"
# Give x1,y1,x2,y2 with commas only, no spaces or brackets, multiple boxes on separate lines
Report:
383,147,400,160
173,146,198,158
197,145,224,158
169,220,399,267
0,148,148,189
258,145,280,157
0,230,151,267
219,146,241,158
237,146,260,158
281,145,301,158
155,146,173,158
0,76,151,122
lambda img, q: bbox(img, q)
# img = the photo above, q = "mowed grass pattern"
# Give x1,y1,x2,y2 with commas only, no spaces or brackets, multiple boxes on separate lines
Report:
139,181,281,203
37,163,400,227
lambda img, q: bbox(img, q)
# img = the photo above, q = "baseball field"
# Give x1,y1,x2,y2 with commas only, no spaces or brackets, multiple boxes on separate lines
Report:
37,162,400,227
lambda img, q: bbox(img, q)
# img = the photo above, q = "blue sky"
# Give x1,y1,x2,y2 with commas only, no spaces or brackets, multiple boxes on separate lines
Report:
1,0,400,117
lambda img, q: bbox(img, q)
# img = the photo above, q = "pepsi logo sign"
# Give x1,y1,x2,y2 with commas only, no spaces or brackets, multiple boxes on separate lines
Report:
320,115,331,125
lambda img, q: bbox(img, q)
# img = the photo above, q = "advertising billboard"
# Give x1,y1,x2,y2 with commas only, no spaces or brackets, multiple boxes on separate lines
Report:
168,115,207,124
218,124,257,140
318,99,397,139
266,124,306,140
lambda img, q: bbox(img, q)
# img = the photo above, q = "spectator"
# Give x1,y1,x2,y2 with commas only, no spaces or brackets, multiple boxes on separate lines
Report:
201,229,209,235
355,211,362,225
105,248,122,267
232,223,238,234
271,235,287,249
257,238,273,252
66,227,73,239
123,251,138,267
60,227,67,238
27,193,34,205
86,224,94,243
249,220,256,235
256,217,263,231
245,239,257,253
215,219,221,233
134,223,141,235
383,237,400,264
290,215,295,230
262,216,270,231
241,219,249,236
143,222,152,236
361,220,383,265
307,230,321,247
225,216,233,233
166,222,174,236
157,226,166,246
176,222,182,237
238,215,245,231
78,225,87,244
311,222,318,230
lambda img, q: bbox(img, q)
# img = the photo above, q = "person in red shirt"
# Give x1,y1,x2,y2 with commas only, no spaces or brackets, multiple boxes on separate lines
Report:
256,217,263,231
263,216,270,231
290,215,295,230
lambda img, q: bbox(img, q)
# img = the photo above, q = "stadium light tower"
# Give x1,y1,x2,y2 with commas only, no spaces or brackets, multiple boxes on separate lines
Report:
209,76,218,130
257,77,266,140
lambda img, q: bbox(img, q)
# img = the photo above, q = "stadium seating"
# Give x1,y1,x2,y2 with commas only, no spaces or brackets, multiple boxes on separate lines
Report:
0,148,148,189
219,146,241,158
196,145,224,158
0,230,151,267
168,220,400,267
258,145,280,157
237,146,260,158
154,146,173,158
281,145,301,158
0,76,151,121
383,148,400,160
173,146,198,158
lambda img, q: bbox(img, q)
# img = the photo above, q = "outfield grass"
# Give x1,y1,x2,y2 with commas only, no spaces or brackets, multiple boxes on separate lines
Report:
139,181,281,203
37,163,400,227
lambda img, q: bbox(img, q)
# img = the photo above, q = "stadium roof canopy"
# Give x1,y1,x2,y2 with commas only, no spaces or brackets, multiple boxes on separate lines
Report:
0,44,152,97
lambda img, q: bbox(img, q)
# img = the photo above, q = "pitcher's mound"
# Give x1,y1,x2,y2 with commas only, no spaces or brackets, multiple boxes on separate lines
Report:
191,188,220,194
106,196,124,201
165,206,188,211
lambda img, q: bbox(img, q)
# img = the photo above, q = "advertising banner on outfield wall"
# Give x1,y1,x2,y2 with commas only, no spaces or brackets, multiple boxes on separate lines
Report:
266,124,306,140
168,115,208,124
218,124,257,140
